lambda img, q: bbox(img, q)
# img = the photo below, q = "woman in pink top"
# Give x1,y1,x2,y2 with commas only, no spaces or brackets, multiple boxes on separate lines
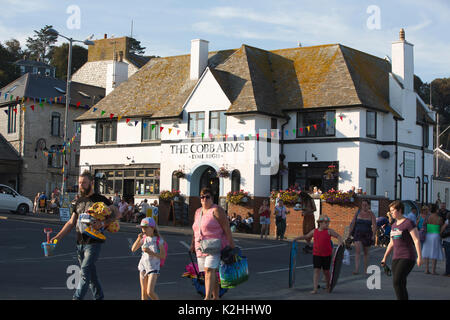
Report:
190,187,235,300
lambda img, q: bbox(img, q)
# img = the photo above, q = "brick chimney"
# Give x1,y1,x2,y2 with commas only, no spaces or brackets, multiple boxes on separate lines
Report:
190,39,209,80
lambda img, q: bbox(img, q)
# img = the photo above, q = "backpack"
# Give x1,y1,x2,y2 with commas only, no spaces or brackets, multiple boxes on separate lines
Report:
157,237,168,267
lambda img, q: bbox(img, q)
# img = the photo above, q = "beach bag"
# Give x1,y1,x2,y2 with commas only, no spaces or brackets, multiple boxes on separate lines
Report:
156,237,168,267
219,254,249,288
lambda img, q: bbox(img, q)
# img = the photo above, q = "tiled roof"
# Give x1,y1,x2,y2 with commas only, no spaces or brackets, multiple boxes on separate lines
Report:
76,43,400,121
0,73,105,108
0,133,20,161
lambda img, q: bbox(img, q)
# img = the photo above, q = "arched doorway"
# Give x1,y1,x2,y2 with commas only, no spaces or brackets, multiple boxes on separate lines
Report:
199,167,219,204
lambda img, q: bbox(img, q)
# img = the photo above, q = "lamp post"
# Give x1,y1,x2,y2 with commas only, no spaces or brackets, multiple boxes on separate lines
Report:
47,29,94,201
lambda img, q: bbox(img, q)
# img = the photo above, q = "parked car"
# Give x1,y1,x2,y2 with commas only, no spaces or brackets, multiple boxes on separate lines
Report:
0,184,33,215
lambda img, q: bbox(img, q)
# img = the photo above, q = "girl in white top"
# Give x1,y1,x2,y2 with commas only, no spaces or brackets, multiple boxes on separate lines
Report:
131,217,166,300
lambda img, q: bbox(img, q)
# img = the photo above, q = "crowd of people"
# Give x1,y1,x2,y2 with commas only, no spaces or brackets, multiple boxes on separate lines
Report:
44,172,449,301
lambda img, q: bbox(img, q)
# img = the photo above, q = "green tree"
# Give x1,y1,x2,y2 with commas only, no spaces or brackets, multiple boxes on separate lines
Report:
0,41,20,87
128,37,146,55
50,43,88,80
26,25,58,64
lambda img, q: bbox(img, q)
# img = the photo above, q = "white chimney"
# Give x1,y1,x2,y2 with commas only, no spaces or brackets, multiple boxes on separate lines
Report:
190,39,209,80
391,28,414,91
106,60,128,95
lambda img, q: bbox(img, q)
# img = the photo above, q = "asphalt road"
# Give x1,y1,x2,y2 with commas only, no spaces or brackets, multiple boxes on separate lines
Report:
1,217,449,300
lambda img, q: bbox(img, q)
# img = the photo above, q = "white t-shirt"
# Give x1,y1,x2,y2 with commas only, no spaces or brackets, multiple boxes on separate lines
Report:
140,202,150,214
138,236,163,272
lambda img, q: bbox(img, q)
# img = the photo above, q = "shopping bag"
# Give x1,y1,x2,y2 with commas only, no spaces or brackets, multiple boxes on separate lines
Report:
219,255,249,288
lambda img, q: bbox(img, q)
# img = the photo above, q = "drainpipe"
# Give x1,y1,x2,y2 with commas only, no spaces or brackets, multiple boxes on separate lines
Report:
279,115,290,189
394,117,398,200
421,124,425,205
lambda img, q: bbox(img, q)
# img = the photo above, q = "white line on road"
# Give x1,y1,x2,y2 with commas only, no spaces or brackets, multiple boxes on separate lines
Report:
41,287,68,290
179,241,191,250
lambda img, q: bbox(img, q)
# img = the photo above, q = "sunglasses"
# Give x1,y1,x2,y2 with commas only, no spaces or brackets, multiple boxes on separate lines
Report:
200,195,211,200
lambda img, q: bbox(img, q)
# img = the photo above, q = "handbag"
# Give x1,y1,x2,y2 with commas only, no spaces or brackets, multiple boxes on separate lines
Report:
198,209,222,255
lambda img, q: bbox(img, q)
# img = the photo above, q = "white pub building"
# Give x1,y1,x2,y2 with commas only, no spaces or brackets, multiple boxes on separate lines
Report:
76,29,435,215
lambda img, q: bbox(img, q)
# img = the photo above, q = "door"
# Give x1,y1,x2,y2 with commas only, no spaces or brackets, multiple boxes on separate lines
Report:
0,185,17,210
200,167,219,204
123,179,135,202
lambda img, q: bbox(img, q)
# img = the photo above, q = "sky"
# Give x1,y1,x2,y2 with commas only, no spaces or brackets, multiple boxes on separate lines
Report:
0,0,449,82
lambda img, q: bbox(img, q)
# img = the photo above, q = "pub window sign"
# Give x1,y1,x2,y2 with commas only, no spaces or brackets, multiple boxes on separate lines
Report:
403,151,415,178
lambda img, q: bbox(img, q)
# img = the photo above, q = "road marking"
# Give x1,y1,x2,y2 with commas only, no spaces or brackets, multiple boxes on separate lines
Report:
179,241,191,250
241,243,288,251
41,287,68,290
156,282,177,286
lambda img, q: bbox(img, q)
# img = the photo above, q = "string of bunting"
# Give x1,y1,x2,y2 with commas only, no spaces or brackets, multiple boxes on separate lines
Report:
1,92,345,141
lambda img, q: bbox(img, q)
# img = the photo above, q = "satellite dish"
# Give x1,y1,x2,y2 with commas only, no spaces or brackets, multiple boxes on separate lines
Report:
379,150,390,159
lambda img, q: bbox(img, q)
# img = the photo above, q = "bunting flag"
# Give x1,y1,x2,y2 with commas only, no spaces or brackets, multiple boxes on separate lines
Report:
126,118,130,124
339,115,343,121
143,122,148,129
160,127,164,133
76,102,81,108
313,124,317,130
134,121,139,126
168,128,172,134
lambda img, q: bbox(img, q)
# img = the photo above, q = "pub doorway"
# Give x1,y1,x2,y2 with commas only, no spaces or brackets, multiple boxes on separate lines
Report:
190,165,220,204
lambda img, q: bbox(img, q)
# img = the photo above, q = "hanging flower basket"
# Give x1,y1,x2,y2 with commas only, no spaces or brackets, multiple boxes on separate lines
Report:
324,165,338,179
173,169,185,179
217,167,230,178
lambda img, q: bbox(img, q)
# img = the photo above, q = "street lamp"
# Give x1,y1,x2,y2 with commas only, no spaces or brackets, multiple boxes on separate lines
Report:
47,28,94,201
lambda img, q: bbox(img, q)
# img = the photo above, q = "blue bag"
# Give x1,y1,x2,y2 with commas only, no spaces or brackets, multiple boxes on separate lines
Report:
219,254,249,288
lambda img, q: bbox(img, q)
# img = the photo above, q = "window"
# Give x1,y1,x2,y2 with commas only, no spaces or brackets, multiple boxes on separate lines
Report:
20,66,25,74
47,145,64,168
142,120,160,141
188,112,205,136
51,112,61,136
366,111,377,138
172,171,180,192
95,169,159,196
423,175,429,204
96,121,117,143
396,175,402,200
416,177,421,202
209,111,226,135
296,111,335,138
231,170,241,192
365,168,378,196
271,118,278,130
423,125,429,148
32,67,38,74
7,106,16,134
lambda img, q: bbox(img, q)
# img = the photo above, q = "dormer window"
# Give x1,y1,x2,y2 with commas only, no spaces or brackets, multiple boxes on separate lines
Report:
188,112,205,136
209,111,226,136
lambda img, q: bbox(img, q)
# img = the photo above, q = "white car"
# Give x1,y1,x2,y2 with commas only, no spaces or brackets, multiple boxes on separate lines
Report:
0,184,33,215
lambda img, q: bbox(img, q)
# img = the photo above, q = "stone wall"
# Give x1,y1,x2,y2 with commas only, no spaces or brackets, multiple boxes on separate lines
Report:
0,102,84,198
71,60,139,89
